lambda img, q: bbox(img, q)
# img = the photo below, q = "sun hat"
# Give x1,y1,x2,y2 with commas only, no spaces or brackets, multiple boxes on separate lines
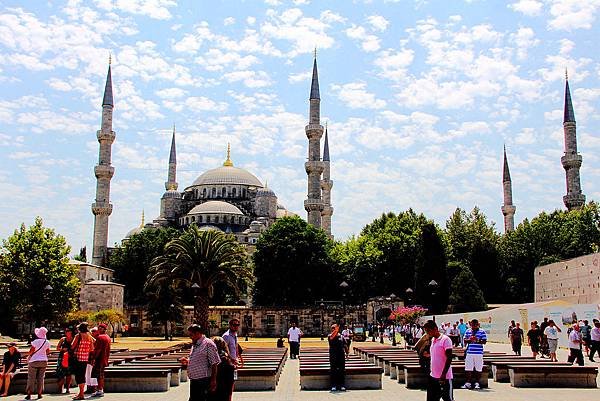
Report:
34,327,48,339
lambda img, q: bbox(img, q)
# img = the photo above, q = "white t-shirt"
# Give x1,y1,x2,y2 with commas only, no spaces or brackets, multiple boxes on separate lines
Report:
29,339,50,362
342,329,353,339
568,330,581,349
591,327,600,342
544,326,559,340
288,327,302,342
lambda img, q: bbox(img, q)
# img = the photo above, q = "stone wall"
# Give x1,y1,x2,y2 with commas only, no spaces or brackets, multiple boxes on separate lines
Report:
534,252,600,304
80,281,125,312
70,260,115,284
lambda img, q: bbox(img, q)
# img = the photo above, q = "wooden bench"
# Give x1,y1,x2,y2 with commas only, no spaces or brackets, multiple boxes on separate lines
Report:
489,360,563,382
509,365,598,388
404,364,489,389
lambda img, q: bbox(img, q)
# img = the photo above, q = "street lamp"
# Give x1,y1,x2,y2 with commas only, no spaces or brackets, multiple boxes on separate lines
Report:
169,304,175,340
191,282,200,326
319,302,325,340
244,313,250,341
339,281,349,326
390,293,397,346
428,280,439,322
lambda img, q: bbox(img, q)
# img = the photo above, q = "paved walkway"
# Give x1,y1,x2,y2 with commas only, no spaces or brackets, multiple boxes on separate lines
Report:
3,342,599,401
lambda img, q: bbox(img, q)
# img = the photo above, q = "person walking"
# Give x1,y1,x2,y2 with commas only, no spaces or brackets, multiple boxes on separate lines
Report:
539,317,550,358
567,324,584,366
589,320,600,362
71,322,95,400
210,337,235,401
462,319,486,390
0,342,21,397
457,319,468,347
507,320,516,352
287,322,303,359
527,322,542,359
56,328,74,394
543,320,561,362
447,324,460,347
341,325,353,359
511,322,524,356
222,318,242,398
90,323,110,397
328,324,346,392
25,327,51,400
580,320,592,357
181,324,220,401
423,320,453,401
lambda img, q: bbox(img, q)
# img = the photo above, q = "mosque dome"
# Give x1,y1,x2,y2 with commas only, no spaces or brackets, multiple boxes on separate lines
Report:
125,226,143,238
188,201,244,215
257,185,275,196
189,144,262,188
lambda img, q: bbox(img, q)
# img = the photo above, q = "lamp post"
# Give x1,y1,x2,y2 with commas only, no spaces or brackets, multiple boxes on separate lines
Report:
371,299,376,342
339,281,349,326
428,280,439,322
169,304,175,340
191,282,200,326
390,293,397,346
244,313,250,341
43,285,53,328
320,302,325,340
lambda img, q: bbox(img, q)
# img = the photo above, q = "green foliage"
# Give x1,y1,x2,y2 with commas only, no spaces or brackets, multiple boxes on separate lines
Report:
499,202,600,302
146,281,184,339
0,217,79,329
445,207,502,303
252,216,336,306
91,309,126,342
109,227,180,305
73,246,87,262
448,265,487,312
147,226,251,332
332,211,448,309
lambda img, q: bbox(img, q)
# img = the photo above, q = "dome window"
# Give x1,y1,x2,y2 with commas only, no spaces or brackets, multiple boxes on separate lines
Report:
222,187,226,197
232,187,237,197
212,188,216,197
215,216,219,224
202,188,207,198
199,215,203,223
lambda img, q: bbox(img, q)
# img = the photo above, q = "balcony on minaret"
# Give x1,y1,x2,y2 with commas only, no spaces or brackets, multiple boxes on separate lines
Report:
94,164,115,179
305,123,323,137
561,153,582,169
501,204,516,216
96,129,116,143
305,160,324,174
304,198,324,211
563,194,585,208
91,202,113,215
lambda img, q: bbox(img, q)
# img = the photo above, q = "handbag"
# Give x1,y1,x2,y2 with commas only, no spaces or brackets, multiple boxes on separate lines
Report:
61,351,70,368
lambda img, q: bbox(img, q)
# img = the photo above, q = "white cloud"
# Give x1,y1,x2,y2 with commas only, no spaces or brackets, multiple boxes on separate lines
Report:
331,82,386,109
195,49,259,72
93,0,177,20
224,17,235,26
288,70,312,83
548,0,600,31
374,48,414,81
155,87,187,99
345,25,381,52
366,15,389,32
508,0,543,16
223,70,272,88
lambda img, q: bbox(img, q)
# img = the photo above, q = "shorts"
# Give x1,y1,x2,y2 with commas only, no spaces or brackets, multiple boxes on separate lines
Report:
464,353,483,372
530,342,540,353
73,361,87,384
547,338,558,353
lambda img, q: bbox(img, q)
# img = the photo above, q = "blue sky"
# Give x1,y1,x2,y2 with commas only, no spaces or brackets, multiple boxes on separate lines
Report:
1,0,599,253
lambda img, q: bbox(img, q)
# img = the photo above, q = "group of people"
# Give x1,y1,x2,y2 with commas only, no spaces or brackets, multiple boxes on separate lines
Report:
508,317,600,365
0,323,111,400
182,318,244,401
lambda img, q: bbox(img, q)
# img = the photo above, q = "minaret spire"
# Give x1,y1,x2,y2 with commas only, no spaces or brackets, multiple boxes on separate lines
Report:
501,146,516,233
91,61,116,266
561,72,585,210
165,125,178,191
223,143,233,167
304,54,325,228
321,122,333,239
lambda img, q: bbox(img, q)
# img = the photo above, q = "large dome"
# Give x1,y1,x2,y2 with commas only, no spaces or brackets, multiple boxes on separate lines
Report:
191,165,263,187
188,201,244,215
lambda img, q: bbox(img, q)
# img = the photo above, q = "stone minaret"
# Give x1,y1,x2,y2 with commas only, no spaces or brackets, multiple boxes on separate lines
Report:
304,54,325,228
91,60,116,266
561,71,585,211
159,125,181,223
165,125,178,191
501,146,516,233
321,123,334,239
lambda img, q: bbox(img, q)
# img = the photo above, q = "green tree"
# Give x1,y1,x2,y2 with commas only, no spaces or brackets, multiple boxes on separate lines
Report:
448,265,487,312
0,217,80,330
146,281,184,340
252,216,337,306
445,207,502,303
91,309,126,342
147,226,251,332
110,227,180,305
73,246,87,262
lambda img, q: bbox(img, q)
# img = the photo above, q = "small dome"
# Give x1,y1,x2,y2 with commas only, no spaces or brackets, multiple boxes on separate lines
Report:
198,225,222,232
257,187,276,196
125,226,143,238
190,166,263,187
188,201,244,215
162,190,181,199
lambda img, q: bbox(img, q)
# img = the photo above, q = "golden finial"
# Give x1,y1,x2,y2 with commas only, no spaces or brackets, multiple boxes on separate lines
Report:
109,52,112,66
223,143,233,167
140,210,145,227
565,68,568,81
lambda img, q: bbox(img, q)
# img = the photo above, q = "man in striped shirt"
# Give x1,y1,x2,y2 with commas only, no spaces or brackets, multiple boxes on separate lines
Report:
462,319,487,390
181,324,220,401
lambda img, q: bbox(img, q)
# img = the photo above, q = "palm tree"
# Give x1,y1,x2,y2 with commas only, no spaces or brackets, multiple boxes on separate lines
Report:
146,226,252,332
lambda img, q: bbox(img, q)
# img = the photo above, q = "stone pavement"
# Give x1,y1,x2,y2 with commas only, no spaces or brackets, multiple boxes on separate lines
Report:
3,342,599,401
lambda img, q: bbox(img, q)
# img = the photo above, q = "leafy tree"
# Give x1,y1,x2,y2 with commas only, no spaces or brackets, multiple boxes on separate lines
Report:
146,281,184,340
445,207,502,303
110,227,180,305
91,309,126,342
0,217,79,330
147,226,251,332
73,246,87,262
448,265,487,312
252,216,337,306
65,310,93,327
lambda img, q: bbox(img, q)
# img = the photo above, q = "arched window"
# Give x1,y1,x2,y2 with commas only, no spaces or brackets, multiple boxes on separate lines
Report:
232,187,237,197
212,187,216,197
231,216,235,223
215,215,219,224
202,188,206,198
242,188,246,198
238,216,243,224
186,217,189,224
222,187,226,197
192,216,196,222
199,215,203,223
